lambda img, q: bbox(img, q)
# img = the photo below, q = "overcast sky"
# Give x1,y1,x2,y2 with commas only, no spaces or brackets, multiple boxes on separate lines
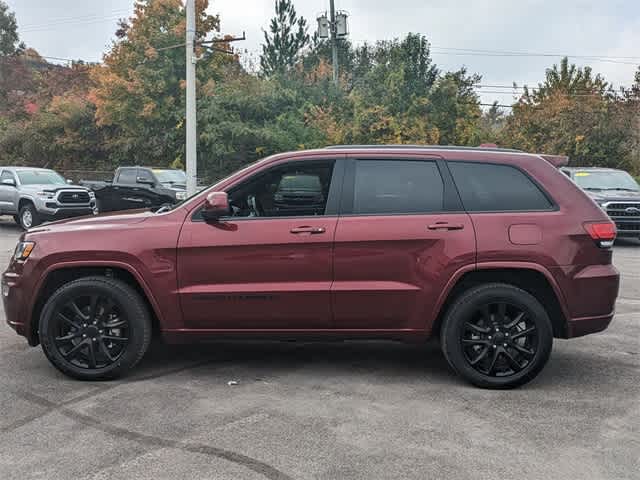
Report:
6,0,640,106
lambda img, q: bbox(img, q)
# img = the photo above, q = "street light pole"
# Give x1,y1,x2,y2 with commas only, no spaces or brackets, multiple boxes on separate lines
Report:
185,0,197,196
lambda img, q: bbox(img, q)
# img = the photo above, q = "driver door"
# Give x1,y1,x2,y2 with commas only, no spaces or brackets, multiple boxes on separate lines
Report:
177,157,344,330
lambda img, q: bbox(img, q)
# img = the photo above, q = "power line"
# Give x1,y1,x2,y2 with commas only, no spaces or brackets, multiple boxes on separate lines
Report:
430,45,640,61
18,9,129,29
430,50,638,66
21,15,125,34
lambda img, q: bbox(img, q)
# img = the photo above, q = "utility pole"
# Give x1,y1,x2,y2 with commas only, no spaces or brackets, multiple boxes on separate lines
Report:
317,3,347,86
185,0,197,196
329,0,338,86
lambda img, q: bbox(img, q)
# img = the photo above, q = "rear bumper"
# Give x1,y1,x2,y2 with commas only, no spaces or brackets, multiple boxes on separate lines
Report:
550,263,619,338
566,312,614,338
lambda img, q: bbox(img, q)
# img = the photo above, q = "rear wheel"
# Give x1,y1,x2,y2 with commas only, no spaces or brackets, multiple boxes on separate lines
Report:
19,203,40,230
39,276,152,380
440,283,553,389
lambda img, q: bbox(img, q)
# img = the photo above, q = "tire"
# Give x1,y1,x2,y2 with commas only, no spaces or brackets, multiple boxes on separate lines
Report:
440,283,553,389
18,202,40,230
39,276,152,380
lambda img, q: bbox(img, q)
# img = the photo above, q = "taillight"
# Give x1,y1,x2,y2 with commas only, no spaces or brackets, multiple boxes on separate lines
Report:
583,221,616,248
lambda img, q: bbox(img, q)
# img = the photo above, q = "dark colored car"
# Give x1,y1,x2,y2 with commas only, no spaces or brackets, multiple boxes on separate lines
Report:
561,167,640,239
3,146,619,388
81,167,187,213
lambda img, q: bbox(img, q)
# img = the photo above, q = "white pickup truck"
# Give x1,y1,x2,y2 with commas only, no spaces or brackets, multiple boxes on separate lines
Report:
0,167,96,229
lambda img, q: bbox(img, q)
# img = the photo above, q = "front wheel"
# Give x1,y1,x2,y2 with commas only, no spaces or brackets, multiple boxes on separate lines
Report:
39,276,152,380
440,283,553,389
18,203,40,230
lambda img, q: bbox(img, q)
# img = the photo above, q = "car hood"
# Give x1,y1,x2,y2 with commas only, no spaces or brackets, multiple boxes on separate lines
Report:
28,209,152,234
19,184,90,193
585,190,640,202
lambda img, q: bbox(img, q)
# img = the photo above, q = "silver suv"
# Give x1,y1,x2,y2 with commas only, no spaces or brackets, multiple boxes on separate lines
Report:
0,167,96,229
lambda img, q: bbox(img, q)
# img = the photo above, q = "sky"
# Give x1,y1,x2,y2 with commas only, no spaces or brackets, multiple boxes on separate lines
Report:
5,0,640,106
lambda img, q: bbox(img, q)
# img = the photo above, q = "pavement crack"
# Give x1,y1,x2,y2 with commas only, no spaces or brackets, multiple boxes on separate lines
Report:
13,390,294,480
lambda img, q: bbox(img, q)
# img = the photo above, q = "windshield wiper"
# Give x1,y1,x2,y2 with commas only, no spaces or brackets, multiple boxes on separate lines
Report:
600,187,639,192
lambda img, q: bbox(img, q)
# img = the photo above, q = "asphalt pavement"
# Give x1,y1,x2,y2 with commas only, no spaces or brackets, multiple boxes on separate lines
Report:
0,217,638,480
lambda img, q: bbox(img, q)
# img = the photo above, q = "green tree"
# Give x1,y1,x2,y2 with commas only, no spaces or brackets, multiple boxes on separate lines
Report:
501,57,636,172
91,0,230,165
260,0,310,76
0,0,24,55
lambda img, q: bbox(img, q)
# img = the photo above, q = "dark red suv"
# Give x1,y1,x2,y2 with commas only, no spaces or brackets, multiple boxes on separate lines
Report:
3,146,620,388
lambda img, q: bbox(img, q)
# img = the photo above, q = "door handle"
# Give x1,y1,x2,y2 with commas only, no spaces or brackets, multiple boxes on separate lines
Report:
427,222,465,231
290,226,326,234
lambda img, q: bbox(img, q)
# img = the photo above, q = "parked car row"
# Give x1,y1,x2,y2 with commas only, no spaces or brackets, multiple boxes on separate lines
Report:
0,166,188,229
1,162,638,241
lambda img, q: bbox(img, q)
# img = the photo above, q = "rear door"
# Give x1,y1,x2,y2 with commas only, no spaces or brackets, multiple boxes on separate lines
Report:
332,155,476,332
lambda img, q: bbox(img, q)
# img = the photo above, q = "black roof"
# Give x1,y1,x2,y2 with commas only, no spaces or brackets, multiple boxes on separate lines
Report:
324,144,523,153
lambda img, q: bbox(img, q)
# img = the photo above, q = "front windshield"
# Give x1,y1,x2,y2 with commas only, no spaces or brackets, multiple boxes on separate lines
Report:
153,169,186,185
573,170,640,191
17,170,66,185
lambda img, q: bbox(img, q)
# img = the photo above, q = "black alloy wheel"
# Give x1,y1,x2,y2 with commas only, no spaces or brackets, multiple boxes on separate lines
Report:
39,277,152,380
441,283,553,389
50,294,129,369
461,302,538,377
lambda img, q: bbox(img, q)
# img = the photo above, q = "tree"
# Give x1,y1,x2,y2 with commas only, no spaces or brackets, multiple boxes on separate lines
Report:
501,57,637,172
90,0,230,166
0,0,24,55
260,0,310,77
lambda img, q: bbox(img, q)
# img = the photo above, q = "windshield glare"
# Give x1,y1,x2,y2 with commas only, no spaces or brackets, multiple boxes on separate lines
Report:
17,170,66,186
153,169,186,184
574,170,640,191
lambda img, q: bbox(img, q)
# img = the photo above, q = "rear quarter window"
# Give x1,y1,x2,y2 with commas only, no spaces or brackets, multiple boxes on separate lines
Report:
448,162,553,212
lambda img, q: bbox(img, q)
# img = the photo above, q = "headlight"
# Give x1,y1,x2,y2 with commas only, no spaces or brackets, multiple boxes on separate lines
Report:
88,191,95,199
36,191,55,199
175,191,187,201
14,242,35,261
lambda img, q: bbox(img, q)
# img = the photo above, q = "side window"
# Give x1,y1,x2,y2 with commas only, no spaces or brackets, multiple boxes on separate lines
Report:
352,160,444,214
227,160,335,218
117,168,137,185
1,170,15,183
136,169,155,184
448,162,553,212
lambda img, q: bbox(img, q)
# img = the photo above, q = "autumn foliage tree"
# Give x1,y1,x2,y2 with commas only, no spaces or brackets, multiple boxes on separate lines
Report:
501,57,638,172
90,0,228,165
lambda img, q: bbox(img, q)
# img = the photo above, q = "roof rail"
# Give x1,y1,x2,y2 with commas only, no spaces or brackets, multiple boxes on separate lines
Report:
324,144,523,153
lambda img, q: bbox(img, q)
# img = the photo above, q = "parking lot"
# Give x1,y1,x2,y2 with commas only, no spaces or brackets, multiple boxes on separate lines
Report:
0,217,638,480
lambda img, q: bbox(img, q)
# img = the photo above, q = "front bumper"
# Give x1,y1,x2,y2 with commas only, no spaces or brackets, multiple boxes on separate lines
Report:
2,269,34,344
41,205,96,221
603,202,640,237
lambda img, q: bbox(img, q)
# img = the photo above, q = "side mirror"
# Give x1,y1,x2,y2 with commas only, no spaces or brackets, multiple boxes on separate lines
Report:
202,191,229,222
66,179,73,184
136,177,155,186
1,178,15,187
